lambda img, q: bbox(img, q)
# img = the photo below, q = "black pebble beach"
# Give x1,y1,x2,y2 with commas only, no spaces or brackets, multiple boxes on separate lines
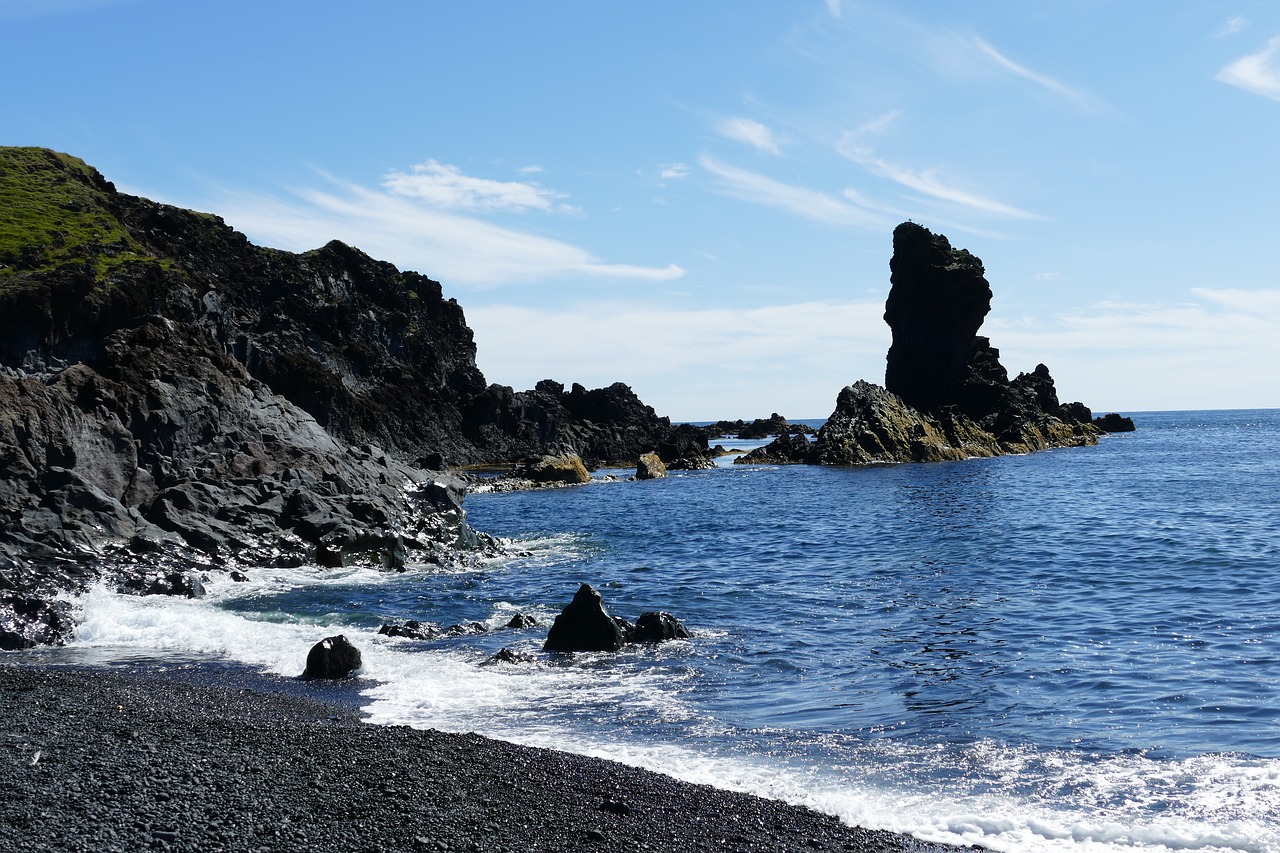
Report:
0,664,973,852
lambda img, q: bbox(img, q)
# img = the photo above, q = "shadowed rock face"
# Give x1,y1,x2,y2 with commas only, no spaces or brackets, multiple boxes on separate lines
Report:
0,147,692,646
543,584,626,652
740,221,1124,467
884,222,993,413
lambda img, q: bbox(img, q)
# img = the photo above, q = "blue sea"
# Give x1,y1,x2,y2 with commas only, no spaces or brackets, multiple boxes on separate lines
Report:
29,409,1280,851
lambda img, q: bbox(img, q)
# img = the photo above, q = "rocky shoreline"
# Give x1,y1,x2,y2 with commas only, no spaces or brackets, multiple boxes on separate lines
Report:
0,664,972,852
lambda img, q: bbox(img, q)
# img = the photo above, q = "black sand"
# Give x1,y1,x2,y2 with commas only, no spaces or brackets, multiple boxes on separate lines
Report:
0,664,973,852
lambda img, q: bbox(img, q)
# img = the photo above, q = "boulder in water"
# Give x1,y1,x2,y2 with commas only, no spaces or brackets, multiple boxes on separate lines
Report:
304,634,362,679
543,584,625,652
635,452,667,480
633,611,691,643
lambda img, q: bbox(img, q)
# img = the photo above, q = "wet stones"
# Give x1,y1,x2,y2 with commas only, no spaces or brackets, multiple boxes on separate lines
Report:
544,584,691,653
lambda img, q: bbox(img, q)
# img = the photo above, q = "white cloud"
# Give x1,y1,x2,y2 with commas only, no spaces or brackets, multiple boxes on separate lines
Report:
836,136,1040,220
468,298,890,419
464,288,1280,419
213,176,682,289
1215,16,1249,38
517,165,544,174
825,0,842,19
1216,36,1280,101
971,35,1113,115
699,155,884,228
986,289,1280,411
717,117,784,155
659,162,691,180
382,160,564,212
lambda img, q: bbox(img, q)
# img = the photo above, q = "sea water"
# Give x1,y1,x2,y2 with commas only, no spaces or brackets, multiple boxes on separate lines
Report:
36,410,1280,851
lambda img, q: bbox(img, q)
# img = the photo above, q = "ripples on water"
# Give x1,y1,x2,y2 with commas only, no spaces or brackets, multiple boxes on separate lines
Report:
48,410,1280,851
459,411,1280,761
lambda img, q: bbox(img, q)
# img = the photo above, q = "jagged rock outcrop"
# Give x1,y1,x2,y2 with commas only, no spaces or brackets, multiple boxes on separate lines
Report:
543,584,627,653
635,452,667,480
543,584,692,652
742,222,1130,466
0,147,691,645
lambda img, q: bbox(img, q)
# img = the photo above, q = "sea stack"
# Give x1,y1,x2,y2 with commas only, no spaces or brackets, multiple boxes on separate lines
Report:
741,222,1128,467
884,222,994,413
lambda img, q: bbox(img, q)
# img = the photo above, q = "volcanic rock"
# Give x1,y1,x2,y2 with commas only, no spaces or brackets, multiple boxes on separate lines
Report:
543,584,626,653
304,635,362,679
633,611,691,643
515,453,592,485
1094,412,1136,432
635,452,667,480
741,222,1115,467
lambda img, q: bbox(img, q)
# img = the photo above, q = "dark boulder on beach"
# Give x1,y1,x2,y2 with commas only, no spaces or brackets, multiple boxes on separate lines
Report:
304,635,362,679
741,222,1114,467
544,584,627,652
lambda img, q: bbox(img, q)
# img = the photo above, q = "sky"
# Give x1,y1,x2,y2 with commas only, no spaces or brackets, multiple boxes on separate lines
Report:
3,1,1279,419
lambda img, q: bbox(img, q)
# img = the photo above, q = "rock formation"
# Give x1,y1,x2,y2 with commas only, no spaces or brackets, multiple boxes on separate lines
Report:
304,635,362,679
543,584,691,652
635,452,667,480
0,146,697,645
543,584,627,653
742,222,1132,466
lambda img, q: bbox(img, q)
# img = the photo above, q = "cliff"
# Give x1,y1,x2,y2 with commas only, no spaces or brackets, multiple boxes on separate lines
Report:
743,222,1131,466
0,147,684,647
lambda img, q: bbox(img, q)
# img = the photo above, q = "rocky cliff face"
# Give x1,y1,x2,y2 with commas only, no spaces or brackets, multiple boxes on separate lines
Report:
743,222,1128,466
0,147,684,647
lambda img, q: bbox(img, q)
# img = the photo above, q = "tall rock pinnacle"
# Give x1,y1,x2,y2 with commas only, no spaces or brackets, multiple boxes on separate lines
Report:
883,222,993,412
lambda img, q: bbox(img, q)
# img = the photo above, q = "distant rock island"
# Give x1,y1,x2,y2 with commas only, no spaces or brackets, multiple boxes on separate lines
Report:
742,222,1134,465
0,147,702,647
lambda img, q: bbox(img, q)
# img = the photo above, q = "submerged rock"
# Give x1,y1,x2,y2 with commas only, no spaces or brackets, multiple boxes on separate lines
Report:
378,620,442,640
633,611,691,643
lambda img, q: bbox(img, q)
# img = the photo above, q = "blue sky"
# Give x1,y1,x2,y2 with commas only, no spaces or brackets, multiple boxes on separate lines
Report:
4,1,1279,419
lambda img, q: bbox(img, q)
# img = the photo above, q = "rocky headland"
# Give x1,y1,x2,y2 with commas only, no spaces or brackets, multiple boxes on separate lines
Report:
742,222,1134,466
0,147,703,648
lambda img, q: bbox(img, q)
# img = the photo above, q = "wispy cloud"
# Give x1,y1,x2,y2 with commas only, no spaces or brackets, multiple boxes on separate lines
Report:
987,289,1280,410
659,162,691,180
1216,36,1280,101
717,117,784,155
1214,16,1249,38
825,0,842,19
836,135,1040,220
699,155,883,228
468,298,889,418
212,174,682,289
517,164,544,174
971,35,1113,115
383,160,566,213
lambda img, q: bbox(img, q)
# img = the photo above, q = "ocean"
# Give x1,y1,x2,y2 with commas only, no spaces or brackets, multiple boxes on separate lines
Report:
27,409,1280,852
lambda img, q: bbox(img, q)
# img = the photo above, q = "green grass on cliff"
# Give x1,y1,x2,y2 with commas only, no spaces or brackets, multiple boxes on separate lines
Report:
0,146,152,284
